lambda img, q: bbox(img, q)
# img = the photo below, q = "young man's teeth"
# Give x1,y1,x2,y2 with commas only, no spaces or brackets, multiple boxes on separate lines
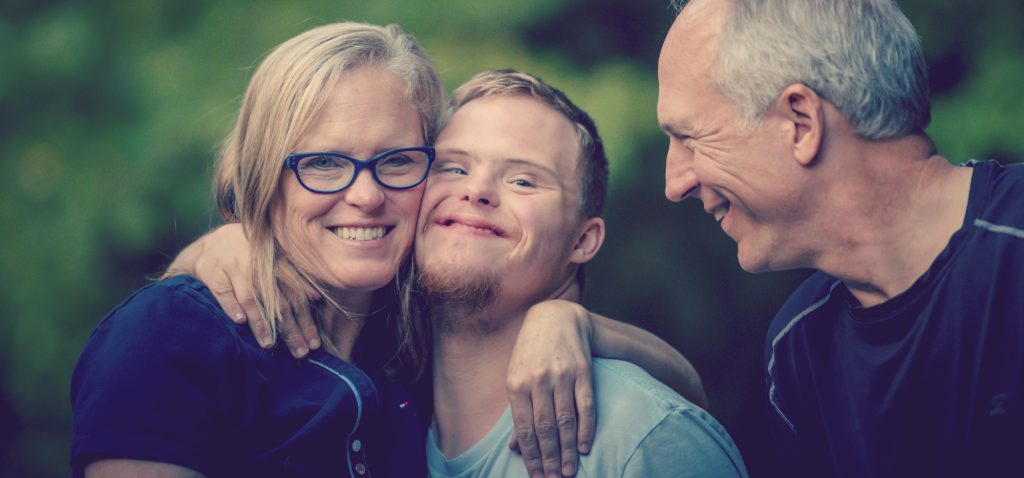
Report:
336,226,386,240
713,206,728,223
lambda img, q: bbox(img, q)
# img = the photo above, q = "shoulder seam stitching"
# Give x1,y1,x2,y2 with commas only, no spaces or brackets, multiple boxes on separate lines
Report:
974,218,1024,240
766,280,842,433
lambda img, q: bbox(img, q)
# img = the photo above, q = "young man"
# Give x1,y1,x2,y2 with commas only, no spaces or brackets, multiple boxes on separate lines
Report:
418,69,746,477
658,0,1023,476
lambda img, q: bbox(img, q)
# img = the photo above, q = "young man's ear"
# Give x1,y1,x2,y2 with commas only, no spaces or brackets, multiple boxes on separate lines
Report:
570,217,605,265
773,83,824,167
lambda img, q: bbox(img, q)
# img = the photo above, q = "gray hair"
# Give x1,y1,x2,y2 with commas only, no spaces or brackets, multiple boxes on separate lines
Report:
676,0,930,140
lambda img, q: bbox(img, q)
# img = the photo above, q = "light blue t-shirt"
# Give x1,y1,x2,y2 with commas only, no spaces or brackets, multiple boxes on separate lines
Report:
427,359,748,477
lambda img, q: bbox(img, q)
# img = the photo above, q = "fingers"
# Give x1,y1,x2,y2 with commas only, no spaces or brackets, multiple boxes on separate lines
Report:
277,311,311,358
574,371,595,455
508,386,545,478
206,265,271,348
217,264,272,349
232,272,261,333
205,266,269,349
246,310,273,349
206,268,248,325
531,391,563,478
295,307,320,351
553,381,579,476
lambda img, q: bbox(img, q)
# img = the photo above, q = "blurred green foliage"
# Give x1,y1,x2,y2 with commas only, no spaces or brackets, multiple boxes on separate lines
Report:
1,0,1021,476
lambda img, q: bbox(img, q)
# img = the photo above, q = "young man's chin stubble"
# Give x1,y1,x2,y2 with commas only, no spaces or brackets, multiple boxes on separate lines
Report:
417,264,503,336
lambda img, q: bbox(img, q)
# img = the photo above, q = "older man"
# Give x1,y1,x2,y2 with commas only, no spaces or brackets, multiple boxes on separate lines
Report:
418,69,746,477
658,0,1023,476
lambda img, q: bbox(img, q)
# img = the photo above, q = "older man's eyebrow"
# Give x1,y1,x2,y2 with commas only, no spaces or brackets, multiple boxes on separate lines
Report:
659,123,690,138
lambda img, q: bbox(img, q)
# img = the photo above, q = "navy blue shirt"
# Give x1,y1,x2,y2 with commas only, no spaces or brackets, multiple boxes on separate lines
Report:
765,160,1024,477
71,275,426,477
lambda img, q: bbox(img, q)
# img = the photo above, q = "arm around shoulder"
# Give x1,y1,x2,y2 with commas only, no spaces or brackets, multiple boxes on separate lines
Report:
621,408,749,478
587,308,708,408
85,459,206,478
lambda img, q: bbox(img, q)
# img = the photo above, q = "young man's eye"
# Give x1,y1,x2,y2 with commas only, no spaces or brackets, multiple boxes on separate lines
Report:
432,162,467,175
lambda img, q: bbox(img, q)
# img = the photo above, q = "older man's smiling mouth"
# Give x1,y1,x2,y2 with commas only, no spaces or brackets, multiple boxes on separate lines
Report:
705,199,730,224
712,206,728,223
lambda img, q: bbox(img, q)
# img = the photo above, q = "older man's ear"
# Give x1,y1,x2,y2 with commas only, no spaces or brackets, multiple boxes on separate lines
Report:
773,83,825,167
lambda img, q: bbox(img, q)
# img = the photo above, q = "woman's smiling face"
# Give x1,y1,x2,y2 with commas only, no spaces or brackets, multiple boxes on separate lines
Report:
273,66,426,293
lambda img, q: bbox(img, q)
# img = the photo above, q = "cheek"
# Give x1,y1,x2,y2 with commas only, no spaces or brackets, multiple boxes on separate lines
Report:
519,208,574,256
392,186,426,219
693,142,751,187
284,196,336,226
416,182,453,225
278,177,336,224
273,197,329,245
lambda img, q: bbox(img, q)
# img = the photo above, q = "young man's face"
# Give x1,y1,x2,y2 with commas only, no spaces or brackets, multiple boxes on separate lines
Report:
415,95,591,313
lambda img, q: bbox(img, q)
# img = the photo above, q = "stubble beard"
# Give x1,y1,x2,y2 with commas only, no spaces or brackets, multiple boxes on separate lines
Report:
417,261,502,337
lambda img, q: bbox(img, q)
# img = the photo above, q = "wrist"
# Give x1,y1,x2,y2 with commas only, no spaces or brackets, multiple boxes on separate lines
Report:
527,300,591,337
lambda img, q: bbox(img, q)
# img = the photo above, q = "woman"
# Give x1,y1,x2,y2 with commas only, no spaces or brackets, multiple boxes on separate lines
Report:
72,22,445,477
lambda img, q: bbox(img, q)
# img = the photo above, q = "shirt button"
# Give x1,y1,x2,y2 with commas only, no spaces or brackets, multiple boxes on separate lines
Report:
355,463,366,475
352,439,362,452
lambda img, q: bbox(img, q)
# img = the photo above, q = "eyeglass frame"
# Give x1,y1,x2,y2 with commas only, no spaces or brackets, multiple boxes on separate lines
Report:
283,146,435,194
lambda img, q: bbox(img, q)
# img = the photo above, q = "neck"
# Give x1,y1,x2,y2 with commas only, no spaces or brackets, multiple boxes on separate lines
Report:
319,289,374,361
807,135,972,307
430,303,525,459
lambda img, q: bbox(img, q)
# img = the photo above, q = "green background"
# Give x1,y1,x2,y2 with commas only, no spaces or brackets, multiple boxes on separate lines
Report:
2,0,1021,476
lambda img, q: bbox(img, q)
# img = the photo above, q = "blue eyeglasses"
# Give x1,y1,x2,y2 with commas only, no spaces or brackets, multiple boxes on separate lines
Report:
284,146,435,194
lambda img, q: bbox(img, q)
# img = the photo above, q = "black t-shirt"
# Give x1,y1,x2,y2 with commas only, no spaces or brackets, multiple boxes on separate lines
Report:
71,275,426,477
764,160,1024,477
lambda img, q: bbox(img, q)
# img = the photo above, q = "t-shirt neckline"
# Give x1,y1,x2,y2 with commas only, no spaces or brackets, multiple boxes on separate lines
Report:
842,160,994,323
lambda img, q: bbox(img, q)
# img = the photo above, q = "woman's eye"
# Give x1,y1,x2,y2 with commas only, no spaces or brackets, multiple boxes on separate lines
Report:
381,154,413,166
303,155,342,169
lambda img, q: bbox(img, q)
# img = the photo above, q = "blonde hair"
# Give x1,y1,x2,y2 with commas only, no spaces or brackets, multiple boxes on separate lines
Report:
446,69,608,218
215,22,441,378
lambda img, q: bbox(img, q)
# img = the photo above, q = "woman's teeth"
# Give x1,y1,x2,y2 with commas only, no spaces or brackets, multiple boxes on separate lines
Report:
334,226,387,241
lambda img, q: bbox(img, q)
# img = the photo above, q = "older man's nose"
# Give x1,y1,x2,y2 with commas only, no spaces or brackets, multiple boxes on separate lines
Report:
665,164,700,202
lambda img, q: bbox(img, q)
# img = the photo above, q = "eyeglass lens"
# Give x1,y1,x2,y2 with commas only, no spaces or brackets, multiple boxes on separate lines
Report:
296,150,430,191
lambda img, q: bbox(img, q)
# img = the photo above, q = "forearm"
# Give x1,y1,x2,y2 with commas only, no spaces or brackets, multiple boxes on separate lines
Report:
86,459,205,478
590,312,708,408
163,233,207,279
